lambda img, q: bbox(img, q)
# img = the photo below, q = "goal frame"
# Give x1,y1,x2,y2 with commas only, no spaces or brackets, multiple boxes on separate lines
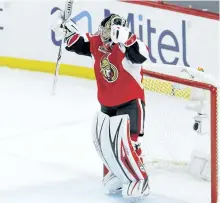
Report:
143,69,218,203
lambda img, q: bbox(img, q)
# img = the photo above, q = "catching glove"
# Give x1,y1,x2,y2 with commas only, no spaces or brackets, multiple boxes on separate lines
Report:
50,9,80,46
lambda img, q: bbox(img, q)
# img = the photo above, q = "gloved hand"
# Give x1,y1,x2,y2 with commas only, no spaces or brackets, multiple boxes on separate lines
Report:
111,25,137,47
50,9,79,44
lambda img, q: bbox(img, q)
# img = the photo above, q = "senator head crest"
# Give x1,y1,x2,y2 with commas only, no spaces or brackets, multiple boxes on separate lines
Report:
100,56,118,83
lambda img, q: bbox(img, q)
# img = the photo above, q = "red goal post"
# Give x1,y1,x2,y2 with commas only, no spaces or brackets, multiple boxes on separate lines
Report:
142,64,218,203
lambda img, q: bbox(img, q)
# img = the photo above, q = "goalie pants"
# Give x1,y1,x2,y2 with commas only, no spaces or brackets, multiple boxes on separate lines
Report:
101,99,145,138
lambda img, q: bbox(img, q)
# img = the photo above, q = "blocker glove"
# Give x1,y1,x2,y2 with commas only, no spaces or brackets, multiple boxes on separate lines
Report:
111,25,137,47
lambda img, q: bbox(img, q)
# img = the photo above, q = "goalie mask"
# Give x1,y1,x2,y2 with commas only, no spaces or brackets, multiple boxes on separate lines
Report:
99,14,127,48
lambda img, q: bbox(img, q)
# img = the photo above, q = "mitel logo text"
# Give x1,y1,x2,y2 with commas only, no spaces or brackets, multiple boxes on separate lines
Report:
50,7,190,67
104,9,190,66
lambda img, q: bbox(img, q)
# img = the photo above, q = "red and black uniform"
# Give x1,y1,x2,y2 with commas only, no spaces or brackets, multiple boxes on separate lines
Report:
66,33,148,137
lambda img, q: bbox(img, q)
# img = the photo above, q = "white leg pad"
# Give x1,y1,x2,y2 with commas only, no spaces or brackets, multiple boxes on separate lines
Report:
122,179,149,198
108,115,148,183
92,112,148,198
102,170,122,194
92,111,111,169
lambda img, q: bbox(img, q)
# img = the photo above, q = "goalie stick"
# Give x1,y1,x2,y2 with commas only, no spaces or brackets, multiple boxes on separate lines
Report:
52,0,74,95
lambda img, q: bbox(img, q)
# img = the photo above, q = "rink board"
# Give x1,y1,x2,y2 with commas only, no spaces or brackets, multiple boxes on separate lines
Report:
0,1,219,80
0,56,95,80
0,56,193,101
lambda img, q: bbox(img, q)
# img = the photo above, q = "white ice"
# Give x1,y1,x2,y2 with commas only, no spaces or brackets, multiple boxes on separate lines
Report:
0,67,211,203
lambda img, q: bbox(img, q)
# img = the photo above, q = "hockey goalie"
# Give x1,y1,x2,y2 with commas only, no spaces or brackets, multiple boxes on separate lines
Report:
51,10,149,198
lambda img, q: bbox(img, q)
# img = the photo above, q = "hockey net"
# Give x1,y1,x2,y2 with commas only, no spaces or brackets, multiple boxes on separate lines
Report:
142,63,218,203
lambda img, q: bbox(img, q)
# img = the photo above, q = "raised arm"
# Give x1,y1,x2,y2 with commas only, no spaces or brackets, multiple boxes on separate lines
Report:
65,34,91,57
50,9,91,57
111,25,148,64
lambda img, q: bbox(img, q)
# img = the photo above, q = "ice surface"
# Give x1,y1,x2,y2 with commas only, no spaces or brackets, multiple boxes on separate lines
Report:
0,67,211,203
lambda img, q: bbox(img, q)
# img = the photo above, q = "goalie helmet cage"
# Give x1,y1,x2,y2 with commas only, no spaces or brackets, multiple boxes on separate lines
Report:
142,67,218,203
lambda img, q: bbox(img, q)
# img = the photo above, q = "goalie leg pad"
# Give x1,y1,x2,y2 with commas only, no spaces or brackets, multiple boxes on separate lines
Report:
109,115,148,181
92,112,128,179
122,178,149,198
92,112,112,170
92,112,148,197
102,169,122,195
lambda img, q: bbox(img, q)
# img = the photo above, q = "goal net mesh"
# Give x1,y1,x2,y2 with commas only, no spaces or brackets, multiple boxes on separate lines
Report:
141,63,218,202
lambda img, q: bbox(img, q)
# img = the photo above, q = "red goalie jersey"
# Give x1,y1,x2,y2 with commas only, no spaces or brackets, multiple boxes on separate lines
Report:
65,32,148,107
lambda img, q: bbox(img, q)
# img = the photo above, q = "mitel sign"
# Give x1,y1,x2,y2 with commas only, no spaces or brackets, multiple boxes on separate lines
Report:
51,7,190,67
105,9,190,67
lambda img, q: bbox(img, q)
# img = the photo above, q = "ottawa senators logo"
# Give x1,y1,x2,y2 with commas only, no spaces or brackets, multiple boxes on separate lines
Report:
100,55,118,83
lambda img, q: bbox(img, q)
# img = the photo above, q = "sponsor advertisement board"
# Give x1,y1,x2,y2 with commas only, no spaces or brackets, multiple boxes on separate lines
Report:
0,1,219,80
